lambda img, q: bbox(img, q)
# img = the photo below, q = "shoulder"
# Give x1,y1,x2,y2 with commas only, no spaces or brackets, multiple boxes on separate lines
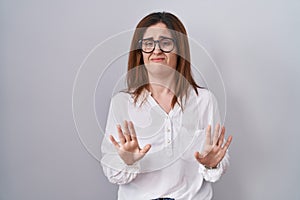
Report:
110,91,132,103
111,89,151,107
189,87,217,105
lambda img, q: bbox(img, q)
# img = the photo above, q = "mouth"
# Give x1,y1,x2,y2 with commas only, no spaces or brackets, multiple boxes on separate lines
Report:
150,58,165,63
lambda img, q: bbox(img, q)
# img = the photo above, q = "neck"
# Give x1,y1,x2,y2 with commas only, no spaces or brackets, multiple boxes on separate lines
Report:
149,84,174,97
148,75,176,97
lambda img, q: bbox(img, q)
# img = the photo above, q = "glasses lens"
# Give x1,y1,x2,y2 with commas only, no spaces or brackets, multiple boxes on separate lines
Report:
140,38,175,53
141,39,155,53
159,38,174,52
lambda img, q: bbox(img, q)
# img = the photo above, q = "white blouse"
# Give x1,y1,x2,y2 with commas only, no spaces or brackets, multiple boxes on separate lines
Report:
101,87,230,200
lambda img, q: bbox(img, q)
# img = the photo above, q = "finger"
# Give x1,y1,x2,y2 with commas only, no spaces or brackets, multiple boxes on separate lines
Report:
194,151,202,159
194,151,203,163
212,123,220,145
109,135,120,148
217,126,226,146
117,124,126,144
205,125,211,145
222,135,233,151
140,144,151,154
123,120,131,141
128,121,137,141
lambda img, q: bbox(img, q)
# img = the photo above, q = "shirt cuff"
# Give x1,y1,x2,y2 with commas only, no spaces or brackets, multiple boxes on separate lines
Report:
198,163,223,182
101,155,141,185
101,153,141,173
123,161,141,173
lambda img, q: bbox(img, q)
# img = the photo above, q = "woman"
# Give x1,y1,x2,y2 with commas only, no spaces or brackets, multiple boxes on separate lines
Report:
101,12,232,200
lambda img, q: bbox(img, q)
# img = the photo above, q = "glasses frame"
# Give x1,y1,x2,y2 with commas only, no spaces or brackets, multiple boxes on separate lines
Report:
138,37,176,53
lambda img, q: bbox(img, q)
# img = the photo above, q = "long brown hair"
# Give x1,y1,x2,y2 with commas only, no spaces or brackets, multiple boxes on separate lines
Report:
127,12,200,109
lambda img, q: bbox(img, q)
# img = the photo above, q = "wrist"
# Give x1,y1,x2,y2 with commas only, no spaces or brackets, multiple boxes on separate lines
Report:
204,164,219,170
124,161,140,172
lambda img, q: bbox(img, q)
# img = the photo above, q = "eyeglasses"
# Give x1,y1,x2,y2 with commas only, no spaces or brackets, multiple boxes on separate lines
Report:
138,37,175,53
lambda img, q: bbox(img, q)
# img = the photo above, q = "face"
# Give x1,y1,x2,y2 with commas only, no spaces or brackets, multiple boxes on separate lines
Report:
142,23,177,76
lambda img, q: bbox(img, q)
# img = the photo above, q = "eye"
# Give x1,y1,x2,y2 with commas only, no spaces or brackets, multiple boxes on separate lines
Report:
161,39,173,46
143,40,154,46
162,41,171,46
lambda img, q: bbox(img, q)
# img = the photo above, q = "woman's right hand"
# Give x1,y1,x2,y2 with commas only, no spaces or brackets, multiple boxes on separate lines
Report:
109,120,151,165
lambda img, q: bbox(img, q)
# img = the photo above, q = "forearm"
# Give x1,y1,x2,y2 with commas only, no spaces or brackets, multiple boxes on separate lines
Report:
199,151,230,183
101,154,140,185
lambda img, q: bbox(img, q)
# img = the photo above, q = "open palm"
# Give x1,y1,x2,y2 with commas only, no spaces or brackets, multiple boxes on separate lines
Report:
194,123,232,168
110,120,151,165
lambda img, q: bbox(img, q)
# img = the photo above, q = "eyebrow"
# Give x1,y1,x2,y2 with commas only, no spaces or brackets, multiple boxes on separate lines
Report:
142,36,173,40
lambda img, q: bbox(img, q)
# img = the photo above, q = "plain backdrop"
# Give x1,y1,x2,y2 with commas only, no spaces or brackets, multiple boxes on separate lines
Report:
1,0,300,199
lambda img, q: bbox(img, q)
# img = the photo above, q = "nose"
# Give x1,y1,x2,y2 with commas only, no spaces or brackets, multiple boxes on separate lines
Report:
153,42,162,54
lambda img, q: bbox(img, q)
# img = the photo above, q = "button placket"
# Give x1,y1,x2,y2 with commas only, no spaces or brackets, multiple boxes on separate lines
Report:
165,116,173,156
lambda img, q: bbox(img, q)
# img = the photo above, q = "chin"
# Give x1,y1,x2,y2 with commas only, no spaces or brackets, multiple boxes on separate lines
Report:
145,63,175,76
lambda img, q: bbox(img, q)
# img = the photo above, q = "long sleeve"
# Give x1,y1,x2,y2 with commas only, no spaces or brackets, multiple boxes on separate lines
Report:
197,90,230,182
198,151,230,182
101,93,140,185
101,152,140,184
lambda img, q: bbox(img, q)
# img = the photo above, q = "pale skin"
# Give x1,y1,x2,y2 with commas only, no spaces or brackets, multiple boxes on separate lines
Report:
109,120,151,165
110,22,233,168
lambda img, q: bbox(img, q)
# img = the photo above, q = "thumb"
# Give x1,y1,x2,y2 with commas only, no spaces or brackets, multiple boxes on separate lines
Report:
140,144,151,154
194,151,204,162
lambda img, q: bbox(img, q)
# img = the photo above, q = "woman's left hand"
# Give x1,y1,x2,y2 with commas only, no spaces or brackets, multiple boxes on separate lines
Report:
194,123,233,168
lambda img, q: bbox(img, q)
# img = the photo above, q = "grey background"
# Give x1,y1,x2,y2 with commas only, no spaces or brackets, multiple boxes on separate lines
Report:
1,0,300,199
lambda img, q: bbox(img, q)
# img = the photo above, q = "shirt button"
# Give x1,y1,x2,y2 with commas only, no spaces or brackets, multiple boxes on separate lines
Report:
167,128,170,132
167,139,171,143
